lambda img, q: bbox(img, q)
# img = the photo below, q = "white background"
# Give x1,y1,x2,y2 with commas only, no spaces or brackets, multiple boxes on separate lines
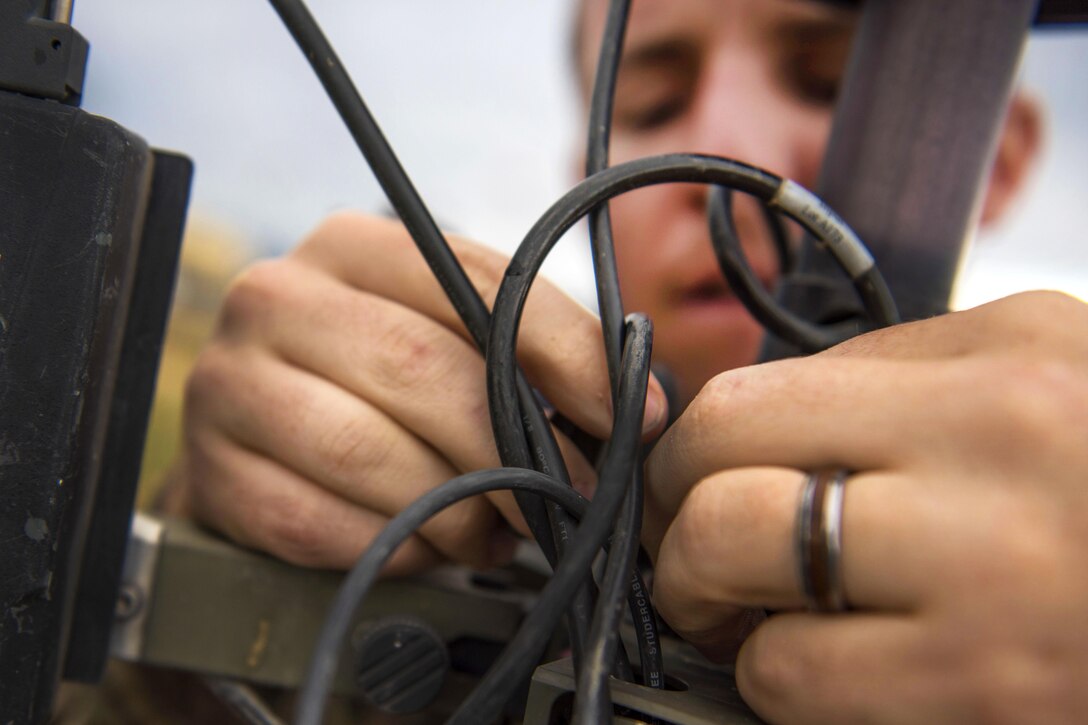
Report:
75,1,1087,309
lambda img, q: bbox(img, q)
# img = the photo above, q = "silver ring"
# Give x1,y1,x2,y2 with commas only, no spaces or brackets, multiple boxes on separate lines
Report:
796,469,849,612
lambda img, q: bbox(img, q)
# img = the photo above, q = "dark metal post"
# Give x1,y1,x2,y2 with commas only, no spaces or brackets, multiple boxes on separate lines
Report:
762,0,1039,358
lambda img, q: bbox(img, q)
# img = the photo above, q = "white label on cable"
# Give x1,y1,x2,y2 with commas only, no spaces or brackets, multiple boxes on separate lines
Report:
771,180,874,278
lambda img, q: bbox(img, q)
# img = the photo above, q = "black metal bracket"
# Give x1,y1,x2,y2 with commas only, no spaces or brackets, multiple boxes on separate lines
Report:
0,88,191,723
762,0,1039,360
0,0,88,104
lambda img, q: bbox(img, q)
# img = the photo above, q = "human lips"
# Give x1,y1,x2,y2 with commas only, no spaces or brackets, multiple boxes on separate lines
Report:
679,277,737,306
674,262,776,316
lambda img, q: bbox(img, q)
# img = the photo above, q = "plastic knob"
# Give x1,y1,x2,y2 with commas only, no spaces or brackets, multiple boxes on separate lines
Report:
354,616,449,714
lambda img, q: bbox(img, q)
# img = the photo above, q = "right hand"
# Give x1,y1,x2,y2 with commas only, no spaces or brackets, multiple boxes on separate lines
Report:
163,213,668,574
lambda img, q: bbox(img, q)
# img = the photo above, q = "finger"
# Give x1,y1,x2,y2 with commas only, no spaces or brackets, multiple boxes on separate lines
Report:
217,258,601,496
187,342,518,568
647,346,1088,526
644,353,1015,516
820,290,1088,363
216,258,498,473
737,613,956,725
289,213,668,438
183,430,441,575
652,467,928,619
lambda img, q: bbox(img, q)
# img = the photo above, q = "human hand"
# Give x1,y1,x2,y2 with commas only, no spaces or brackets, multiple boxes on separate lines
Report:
165,213,668,574
644,291,1088,723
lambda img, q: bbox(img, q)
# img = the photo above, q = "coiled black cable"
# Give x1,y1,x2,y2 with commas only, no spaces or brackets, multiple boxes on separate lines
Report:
292,468,589,725
263,1,902,722
574,422,647,724
581,0,667,698
294,310,649,725
710,187,843,351
485,152,895,720
585,0,631,396
707,185,898,349
454,314,654,724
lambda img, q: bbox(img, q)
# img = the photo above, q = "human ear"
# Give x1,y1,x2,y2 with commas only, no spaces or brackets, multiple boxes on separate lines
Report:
979,91,1043,227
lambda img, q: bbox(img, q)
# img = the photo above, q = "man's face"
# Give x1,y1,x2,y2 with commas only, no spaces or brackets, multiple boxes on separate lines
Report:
578,0,856,406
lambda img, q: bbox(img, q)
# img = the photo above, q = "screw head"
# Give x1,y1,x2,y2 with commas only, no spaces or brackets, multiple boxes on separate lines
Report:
115,584,143,621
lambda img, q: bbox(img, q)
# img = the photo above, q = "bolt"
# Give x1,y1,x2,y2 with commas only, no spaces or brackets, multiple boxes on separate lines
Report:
115,584,144,621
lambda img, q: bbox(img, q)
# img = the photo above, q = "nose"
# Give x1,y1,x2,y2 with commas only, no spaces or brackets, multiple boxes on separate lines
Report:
687,47,798,178
678,46,799,282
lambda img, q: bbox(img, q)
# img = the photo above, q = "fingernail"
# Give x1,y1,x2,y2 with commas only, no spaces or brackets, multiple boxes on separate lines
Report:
642,376,668,435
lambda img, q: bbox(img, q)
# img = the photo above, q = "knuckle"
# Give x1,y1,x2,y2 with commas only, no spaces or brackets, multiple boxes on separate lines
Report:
683,370,749,452
1017,360,1088,433
183,343,238,416
311,413,392,479
219,258,293,331
999,289,1087,324
993,510,1063,579
373,322,475,395
979,291,1088,352
968,651,1066,725
251,492,339,568
694,368,748,422
968,356,1088,450
298,210,396,254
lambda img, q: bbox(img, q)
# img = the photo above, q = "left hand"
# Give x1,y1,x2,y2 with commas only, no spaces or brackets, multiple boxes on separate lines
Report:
643,291,1088,724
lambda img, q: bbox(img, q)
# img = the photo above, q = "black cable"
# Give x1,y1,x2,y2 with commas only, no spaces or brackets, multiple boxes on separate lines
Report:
574,0,635,681
487,154,780,466
765,179,900,327
204,678,285,725
267,3,900,720
625,544,663,689
487,151,896,498
708,185,900,353
265,0,487,344
479,156,891,717
854,267,899,328
585,0,631,399
266,0,600,682
292,468,589,725
265,0,580,585
575,384,648,723
483,159,820,711
272,139,891,719
709,187,842,351
453,314,654,725
582,0,667,693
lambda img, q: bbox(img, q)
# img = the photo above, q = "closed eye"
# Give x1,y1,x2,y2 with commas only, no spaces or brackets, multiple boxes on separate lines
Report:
613,38,699,132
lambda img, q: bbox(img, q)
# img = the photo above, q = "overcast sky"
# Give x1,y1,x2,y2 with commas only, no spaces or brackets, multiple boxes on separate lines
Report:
74,1,1087,309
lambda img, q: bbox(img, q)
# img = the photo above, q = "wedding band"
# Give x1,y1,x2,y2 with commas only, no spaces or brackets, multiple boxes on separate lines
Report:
796,469,849,612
